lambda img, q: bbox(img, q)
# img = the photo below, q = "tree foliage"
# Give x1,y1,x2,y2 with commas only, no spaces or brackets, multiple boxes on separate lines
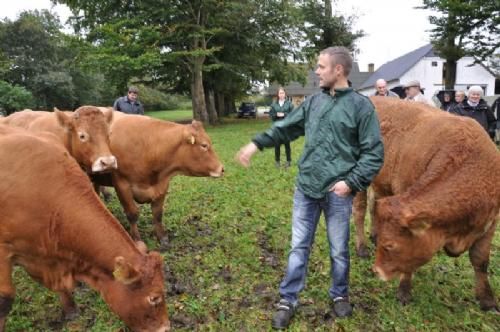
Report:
419,0,500,88
0,80,34,115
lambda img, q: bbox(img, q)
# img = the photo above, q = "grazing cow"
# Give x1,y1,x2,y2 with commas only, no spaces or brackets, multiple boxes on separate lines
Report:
364,97,499,311
93,115,224,243
2,107,117,174
0,125,170,332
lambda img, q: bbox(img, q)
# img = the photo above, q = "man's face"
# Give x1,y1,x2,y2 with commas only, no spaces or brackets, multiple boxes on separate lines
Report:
468,91,481,103
315,53,341,89
405,86,419,98
128,91,138,102
455,93,465,103
376,82,387,95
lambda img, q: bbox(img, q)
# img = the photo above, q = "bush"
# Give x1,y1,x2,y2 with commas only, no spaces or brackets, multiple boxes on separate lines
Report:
135,84,190,111
0,80,35,115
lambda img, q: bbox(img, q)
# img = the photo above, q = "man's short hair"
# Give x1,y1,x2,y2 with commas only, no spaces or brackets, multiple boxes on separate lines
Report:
320,46,353,76
128,86,139,94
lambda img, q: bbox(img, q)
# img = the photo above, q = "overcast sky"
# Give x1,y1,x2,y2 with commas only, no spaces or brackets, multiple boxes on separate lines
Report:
4,0,435,71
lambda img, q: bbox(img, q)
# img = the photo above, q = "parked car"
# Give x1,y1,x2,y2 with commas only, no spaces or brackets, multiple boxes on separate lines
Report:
237,102,256,118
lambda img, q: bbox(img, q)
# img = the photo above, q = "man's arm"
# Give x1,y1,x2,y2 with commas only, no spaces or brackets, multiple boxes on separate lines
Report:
139,103,145,115
113,98,120,111
345,106,384,192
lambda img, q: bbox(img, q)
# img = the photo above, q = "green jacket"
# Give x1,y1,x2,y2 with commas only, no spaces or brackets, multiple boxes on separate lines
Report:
252,88,384,199
269,99,294,121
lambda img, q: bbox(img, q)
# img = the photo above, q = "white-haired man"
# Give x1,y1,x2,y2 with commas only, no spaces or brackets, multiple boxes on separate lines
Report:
372,79,399,98
451,85,496,140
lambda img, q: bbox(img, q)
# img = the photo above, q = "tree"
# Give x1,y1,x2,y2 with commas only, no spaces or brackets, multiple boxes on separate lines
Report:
420,0,500,89
0,80,34,115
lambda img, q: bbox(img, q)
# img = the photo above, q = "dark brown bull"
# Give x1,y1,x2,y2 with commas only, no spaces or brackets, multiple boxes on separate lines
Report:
94,114,224,243
360,97,499,311
0,125,170,332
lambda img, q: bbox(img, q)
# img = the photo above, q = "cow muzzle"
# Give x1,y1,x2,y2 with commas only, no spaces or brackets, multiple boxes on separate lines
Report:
92,155,118,173
372,265,390,281
209,165,224,178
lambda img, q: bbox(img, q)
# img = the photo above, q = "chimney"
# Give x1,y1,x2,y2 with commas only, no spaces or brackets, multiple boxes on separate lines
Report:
368,63,375,73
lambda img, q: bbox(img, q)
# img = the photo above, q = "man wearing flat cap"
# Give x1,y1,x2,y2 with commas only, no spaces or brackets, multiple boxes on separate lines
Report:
113,86,145,115
403,80,435,107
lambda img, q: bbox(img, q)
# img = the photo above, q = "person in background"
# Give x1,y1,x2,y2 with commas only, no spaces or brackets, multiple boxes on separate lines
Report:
113,86,144,115
403,80,435,107
491,96,500,144
269,87,294,168
236,46,384,330
450,85,496,140
372,79,399,98
440,92,454,112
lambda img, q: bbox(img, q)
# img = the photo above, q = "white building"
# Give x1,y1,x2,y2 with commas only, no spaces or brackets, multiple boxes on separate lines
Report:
357,44,497,97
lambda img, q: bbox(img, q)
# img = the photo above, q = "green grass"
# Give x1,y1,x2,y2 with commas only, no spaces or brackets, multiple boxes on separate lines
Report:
145,109,193,122
7,118,500,331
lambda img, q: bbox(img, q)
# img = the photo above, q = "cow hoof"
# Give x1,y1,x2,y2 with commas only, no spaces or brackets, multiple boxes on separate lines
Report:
356,245,370,258
369,234,377,245
159,236,170,252
63,308,79,321
396,291,412,306
479,301,498,312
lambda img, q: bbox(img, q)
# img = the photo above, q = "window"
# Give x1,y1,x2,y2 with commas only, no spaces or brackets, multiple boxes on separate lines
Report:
431,61,438,67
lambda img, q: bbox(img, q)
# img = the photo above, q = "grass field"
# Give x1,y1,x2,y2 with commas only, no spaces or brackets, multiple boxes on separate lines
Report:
145,109,193,122
8,118,500,331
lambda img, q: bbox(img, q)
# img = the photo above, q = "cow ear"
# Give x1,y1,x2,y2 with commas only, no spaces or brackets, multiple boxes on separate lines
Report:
401,209,431,236
113,256,141,285
191,120,203,131
103,107,114,124
135,241,148,254
55,109,73,130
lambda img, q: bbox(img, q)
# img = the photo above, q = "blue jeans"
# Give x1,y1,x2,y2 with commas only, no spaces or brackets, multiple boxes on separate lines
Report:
279,188,353,305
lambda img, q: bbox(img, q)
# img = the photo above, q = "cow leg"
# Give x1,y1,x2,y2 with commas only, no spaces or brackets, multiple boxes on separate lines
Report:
59,290,79,320
353,190,370,258
468,220,498,311
0,253,15,332
113,176,141,241
152,193,168,247
396,273,413,305
368,188,378,245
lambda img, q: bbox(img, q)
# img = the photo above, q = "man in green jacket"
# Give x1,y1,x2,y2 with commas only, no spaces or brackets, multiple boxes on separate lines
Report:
269,87,294,168
236,46,384,329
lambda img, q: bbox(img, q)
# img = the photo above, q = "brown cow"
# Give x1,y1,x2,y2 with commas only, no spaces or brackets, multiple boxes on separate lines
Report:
93,114,224,243
2,107,117,173
363,97,499,311
0,125,170,332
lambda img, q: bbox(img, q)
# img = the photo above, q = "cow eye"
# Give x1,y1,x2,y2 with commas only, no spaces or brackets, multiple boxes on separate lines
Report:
201,143,209,151
383,243,396,251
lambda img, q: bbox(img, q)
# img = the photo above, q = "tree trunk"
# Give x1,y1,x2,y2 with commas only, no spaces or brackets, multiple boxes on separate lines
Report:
205,88,218,125
191,58,208,123
224,94,236,115
215,92,225,117
444,59,457,90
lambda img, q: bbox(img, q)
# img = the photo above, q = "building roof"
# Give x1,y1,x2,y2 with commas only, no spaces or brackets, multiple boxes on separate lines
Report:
358,44,435,90
267,61,370,96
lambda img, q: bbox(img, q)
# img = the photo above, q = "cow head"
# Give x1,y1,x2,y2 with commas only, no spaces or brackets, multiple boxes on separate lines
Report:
179,120,224,177
373,197,435,281
102,251,170,332
55,106,117,173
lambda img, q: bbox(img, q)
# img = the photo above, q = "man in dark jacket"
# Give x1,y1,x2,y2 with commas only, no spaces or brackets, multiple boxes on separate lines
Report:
451,86,496,140
236,46,384,329
113,86,145,115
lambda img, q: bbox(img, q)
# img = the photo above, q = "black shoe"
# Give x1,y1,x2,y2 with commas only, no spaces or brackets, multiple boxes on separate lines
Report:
284,161,291,169
271,299,296,330
275,161,281,169
333,297,353,318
